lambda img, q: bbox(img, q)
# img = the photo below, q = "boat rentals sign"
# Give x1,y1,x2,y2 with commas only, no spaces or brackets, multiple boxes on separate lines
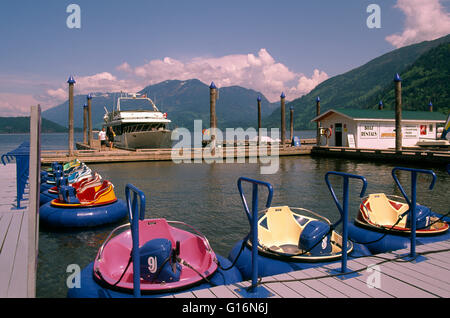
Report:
359,123,379,139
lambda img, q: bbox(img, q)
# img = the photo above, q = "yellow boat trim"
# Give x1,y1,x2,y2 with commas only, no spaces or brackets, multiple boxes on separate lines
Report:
51,185,117,207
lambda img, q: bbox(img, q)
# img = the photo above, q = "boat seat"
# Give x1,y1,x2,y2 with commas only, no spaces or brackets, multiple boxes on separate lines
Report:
93,181,114,201
77,180,112,203
364,193,409,226
258,206,303,251
76,173,102,193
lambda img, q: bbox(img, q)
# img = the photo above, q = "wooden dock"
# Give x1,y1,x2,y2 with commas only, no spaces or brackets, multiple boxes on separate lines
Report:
42,140,450,167
164,240,450,298
41,143,314,165
312,146,450,166
0,105,40,298
0,163,30,297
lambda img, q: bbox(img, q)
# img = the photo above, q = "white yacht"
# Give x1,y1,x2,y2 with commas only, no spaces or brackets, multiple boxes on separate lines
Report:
103,93,172,149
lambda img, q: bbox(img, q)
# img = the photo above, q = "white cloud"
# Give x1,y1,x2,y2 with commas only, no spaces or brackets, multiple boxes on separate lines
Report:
43,72,144,105
386,0,450,48
6,49,327,114
0,93,41,116
120,48,328,102
116,62,132,73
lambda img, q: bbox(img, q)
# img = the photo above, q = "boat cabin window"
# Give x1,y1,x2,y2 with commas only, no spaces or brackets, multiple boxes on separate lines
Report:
121,123,166,133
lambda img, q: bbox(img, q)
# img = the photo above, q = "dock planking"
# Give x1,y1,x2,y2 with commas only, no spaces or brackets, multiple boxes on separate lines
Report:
312,146,450,166
0,163,29,298
41,144,313,164
168,240,450,298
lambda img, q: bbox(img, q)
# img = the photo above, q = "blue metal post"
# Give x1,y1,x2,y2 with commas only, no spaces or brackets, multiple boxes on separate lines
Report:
391,167,436,261
325,171,367,277
125,183,147,298
250,183,258,291
410,172,417,258
341,176,349,273
236,177,273,298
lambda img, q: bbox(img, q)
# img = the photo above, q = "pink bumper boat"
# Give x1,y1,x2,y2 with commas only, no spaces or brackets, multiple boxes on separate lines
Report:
93,218,219,293
68,184,242,298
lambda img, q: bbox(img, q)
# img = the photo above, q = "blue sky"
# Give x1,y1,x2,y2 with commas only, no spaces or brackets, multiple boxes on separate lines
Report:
0,0,449,115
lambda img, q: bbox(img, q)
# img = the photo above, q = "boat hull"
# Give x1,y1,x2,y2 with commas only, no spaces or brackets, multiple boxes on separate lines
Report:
114,130,172,149
348,221,450,254
39,199,127,228
228,238,371,281
67,255,242,298
40,190,57,206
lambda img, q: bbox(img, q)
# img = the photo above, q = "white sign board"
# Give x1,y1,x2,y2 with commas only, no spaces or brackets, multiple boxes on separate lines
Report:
402,125,418,138
347,134,356,148
380,125,396,139
359,123,379,139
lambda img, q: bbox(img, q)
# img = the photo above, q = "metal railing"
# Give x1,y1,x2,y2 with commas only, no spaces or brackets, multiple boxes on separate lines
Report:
1,141,30,209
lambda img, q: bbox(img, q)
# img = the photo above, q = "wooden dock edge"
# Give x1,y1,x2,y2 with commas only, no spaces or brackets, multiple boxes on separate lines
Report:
312,146,450,167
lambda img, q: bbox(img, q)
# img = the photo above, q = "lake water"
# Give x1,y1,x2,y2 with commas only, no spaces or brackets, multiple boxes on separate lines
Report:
1,132,449,297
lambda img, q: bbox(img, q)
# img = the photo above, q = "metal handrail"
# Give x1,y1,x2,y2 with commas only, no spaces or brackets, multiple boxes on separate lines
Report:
391,167,436,259
325,171,367,275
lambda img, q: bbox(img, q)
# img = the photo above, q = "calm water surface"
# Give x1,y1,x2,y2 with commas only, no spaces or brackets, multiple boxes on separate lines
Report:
2,132,448,298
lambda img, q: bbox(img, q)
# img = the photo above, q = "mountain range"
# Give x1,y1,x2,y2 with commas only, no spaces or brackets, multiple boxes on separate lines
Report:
0,116,77,133
42,79,277,131
264,34,450,129
42,34,450,132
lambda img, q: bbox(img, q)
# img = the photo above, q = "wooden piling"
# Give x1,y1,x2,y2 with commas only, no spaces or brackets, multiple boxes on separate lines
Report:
87,94,93,146
67,76,75,156
316,97,320,146
209,82,217,153
28,104,41,297
290,106,294,143
83,103,88,144
280,92,286,147
257,96,262,145
394,74,402,151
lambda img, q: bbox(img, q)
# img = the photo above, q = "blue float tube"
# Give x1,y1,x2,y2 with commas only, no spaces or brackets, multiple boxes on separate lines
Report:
40,175,69,205
68,255,242,298
40,171,58,192
39,199,127,228
349,221,450,255
40,190,57,206
228,175,372,282
228,239,371,281
68,184,242,298
350,167,450,254
40,182,54,193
